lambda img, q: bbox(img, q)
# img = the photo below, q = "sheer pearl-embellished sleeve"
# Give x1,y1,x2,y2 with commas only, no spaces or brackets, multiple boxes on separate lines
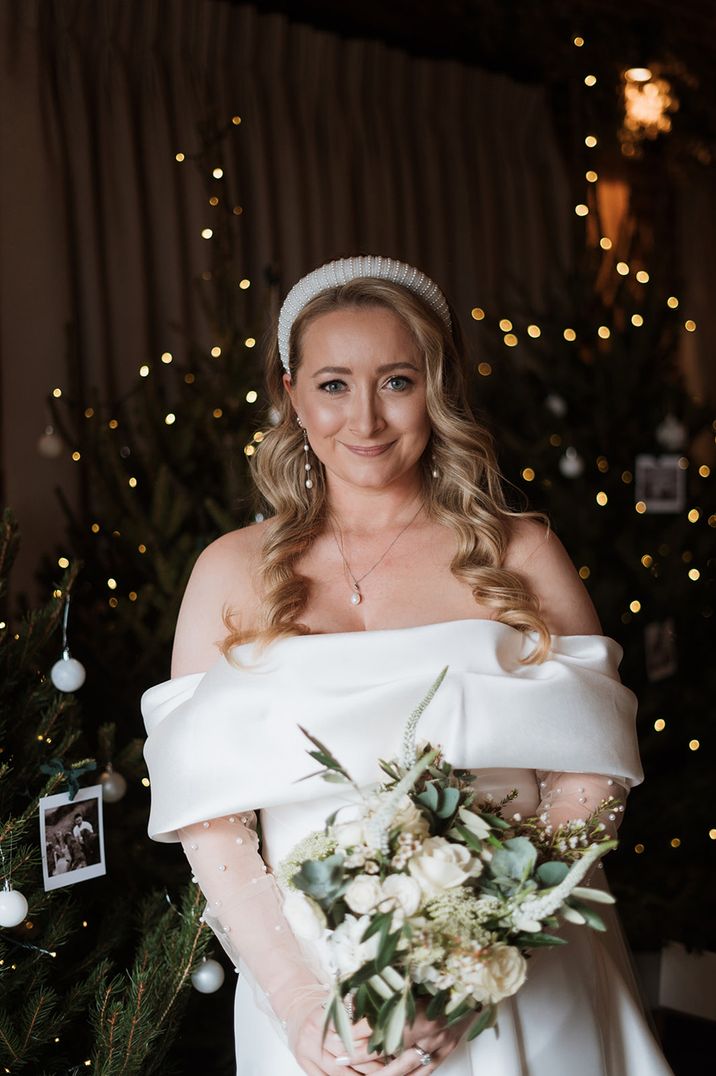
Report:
178,812,330,1051
536,771,629,842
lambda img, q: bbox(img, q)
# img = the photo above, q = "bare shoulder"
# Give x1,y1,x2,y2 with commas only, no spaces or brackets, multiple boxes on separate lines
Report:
169,520,270,678
502,515,603,637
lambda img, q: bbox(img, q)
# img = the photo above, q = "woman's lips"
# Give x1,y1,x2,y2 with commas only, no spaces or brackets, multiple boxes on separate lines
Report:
342,441,396,456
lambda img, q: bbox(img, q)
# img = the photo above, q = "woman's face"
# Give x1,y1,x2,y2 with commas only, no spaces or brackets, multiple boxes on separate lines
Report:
283,306,432,493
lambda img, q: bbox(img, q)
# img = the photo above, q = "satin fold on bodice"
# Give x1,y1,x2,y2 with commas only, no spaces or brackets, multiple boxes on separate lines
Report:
141,620,643,843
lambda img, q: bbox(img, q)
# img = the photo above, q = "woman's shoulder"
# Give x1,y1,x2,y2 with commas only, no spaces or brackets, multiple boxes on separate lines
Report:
170,520,271,677
502,514,602,636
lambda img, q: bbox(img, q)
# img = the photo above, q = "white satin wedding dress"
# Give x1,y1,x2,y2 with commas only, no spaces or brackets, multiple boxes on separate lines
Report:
142,619,674,1076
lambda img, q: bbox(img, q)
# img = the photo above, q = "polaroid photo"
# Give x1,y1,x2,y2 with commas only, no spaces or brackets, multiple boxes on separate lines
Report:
634,454,686,513
644,617,678,682
39,784,106,892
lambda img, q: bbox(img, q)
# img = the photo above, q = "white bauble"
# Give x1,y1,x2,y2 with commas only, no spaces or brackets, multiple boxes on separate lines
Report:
0,887,29,928
191,957,225,993
545,393,568,417
559,447,584,478
656,414,687,451
37,426,63,460
100,767,128,803
50,656,86,692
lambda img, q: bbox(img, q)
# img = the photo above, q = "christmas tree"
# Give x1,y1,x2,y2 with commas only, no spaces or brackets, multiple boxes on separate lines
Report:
0,509,214,1074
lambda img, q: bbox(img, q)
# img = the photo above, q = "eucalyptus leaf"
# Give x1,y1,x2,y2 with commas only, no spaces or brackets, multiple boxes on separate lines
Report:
567,899,607,932
479,812,511,830
426,989,449,1020
292,853,344,901
466,1004,495,1041
519,931,568,947
489,837,537,883
384,995,407,1055
536,860,569,886
417,783,439,812
436,786,461,819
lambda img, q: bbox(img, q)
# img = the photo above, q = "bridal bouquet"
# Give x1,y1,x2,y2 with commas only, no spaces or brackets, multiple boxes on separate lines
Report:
277,668,621,1056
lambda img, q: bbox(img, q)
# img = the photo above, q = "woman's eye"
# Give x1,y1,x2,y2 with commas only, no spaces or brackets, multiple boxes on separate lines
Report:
386,376,412,391
319,380,346,394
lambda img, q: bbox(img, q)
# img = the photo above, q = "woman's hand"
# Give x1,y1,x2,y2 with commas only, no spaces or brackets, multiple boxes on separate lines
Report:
351,999,474,1075
292,1003,388,1075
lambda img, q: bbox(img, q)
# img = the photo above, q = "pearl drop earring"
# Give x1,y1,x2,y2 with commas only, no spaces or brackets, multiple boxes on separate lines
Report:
297,418,313,490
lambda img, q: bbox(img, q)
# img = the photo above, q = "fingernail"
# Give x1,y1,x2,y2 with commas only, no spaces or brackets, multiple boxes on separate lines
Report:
336,1059,352,1066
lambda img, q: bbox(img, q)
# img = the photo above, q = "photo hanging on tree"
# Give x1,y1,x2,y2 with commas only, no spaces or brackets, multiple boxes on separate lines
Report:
39,784,106,891
634,453,686,513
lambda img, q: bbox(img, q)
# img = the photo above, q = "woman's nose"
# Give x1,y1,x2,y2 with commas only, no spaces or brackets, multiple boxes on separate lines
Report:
347,389,385,437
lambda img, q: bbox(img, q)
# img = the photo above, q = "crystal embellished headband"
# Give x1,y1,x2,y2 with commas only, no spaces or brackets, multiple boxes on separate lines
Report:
277,255,452,374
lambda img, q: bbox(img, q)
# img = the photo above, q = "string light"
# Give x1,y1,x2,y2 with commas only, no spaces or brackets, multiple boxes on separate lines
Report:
139,365,149,377
164,414,176,425
212,167,224,179
499,319,512,331
201,228,213,240
232,115,242,125
84,407,94,418
685,320,696,332
600,237,612,250
622,471,633,483
585,170,598,182
521,468,535,481
58,557,69,568
71,451,81,462
578,566,590,579
128,477,137,488
689,740,700,751
175,152,185,162
667,296,679,308
212,409,223,419
209,196,219,207
616,262,629,275
108,419,119,429
698,465,710,478
631,314,644,326
596,491,608,505
688,508,700,522
245,390,258,403
563,328,576,342
244,337,256,348
585,135,598,147
670,838,681,848
471,307,485,320
141,777,150,787
573,35,585,47
597,326,610,339
634,843,645,854
233,206,243,215
575,204,589,216
477,362,492,376
636,270,650,283
688,568,701,581
239,279,251,289
210,346,222,358
52,387,62,398
503,333,518,347
584,75,597,87
629,600,641,613
654,719,666,731
527,324,541,338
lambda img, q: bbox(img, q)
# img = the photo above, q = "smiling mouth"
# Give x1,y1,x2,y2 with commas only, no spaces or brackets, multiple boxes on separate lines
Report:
342,441,396,456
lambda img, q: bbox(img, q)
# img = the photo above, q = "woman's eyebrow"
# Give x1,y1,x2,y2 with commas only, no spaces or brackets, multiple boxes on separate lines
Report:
311,362,420,378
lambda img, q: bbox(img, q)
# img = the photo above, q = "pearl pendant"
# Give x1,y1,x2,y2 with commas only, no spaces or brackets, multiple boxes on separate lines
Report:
350,589,362,605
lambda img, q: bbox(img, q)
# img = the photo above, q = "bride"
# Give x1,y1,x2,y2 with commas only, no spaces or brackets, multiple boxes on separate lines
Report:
142,256,673,1074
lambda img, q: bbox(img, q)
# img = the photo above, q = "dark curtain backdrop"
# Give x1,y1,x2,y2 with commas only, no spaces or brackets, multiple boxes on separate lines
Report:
1,0,710,602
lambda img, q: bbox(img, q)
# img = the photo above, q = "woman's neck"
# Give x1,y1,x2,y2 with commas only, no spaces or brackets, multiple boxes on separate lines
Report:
323,475,426,536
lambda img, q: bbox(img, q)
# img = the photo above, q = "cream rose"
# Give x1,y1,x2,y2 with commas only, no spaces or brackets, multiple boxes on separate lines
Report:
344,874,384,914
328,914,380,978
390,794,430,836
408,836,479,897
334,819,367,849
380,874,423,917
463,944,527,1004
282,890,327,941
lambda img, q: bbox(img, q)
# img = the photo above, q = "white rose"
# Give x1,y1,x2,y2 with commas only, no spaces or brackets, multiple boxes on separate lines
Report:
344,874,384,914
327,914,380,978
464,944,527,1004
408,836,479,897
391,794,430,836
334,820,367,849
457,806,492,841
379,874,423,917
282,890,327,941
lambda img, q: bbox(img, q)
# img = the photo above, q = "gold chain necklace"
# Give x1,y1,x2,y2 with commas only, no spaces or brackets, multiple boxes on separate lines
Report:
329,500,425,606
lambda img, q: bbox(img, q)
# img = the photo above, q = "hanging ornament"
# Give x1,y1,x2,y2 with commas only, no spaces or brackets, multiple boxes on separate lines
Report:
656,414,687,452
191,956,225,993
545,394,568,417
37,424,63,460
50,593,86,693
0,886,28,928
100,764,128,803
559,446,584,478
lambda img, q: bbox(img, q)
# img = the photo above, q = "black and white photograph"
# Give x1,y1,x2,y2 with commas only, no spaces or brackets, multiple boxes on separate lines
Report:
39,784,106,892
634,454,687,513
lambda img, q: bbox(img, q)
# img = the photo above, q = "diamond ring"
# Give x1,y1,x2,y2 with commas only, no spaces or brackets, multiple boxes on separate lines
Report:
413,1044,432,1066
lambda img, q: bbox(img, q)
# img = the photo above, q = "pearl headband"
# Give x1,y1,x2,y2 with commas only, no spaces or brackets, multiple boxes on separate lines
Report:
277,255,452,374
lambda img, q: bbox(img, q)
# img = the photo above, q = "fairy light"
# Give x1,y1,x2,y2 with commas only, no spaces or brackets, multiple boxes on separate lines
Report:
521,468,535,482
175,152,185,162
636,270,650,283
138,544,147,554
629,600,641,613
239,279,251,289
84,407,94,418
688,508,700,522
584,75,597,87
244,445,256,456
71,451,81,462
641,554,653,567
709,830,716,840
527,324,541,338
634,843,645,854
600,237,612,250
477,362,492,376
57,557,69,569
499,319,512,331
471,307,485,320
108,419,119,429
667,296,679,308
685,320,696,332
212,408,223,419
670,838,681,848
52,387,62,398
678,457,689,469
209,196,219,207
585,170,598,182
622,470,633,483
107,578,117,590
212,167,224,179
129,591,138,602
210,346,222,358
504,333,518,347
597,326,611,339
575,204,589,216
246,390,258,403
245,337,256,348
139,365,149,377
128,477,137,488
578,566,590,579
654,719,666,731
573,35,584,47
232,115,242,125
184,373,195,384
233,206,243,215
597,456,609,472
689,739,700,751
596,491,608,506
563,328,576,342
165,413,176,425
616,262,629,275
201,228,213,240
585,135,598,147
631,314,644,327
688,568,701,581
699,465,710,478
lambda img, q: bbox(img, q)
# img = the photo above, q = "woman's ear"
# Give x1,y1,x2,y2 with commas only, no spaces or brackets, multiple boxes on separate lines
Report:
281,370,293,400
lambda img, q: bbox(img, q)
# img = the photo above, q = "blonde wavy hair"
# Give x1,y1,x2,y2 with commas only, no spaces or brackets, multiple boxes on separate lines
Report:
221,277,553,665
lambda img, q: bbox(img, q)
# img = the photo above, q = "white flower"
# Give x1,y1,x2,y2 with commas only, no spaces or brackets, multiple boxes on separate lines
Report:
450,943,527,1004
457,806,492,841
379,874,423,917
408,836,480,898
389,794,430,836
282,890,327,941
327,914,380,978
334,819,367,850
344,874,384,914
